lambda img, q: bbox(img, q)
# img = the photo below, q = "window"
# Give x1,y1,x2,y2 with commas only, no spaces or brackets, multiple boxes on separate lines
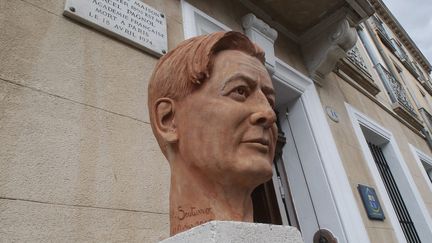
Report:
413,62,426,81
372,15,396,53
375,64,417,116
368,142,420,242
390,38,419,78
409,144,432,191
392,39,409,62
421,161,432,183
181,0,230,38
336,42,381,96
347,104,432,243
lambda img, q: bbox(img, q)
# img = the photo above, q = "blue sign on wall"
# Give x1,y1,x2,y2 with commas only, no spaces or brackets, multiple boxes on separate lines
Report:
358,184,385,220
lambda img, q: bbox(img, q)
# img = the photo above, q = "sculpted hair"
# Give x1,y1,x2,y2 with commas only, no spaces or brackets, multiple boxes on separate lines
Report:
148,31,265,156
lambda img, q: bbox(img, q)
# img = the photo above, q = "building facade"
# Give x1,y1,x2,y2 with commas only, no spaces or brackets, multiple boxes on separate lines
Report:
1,0,432,242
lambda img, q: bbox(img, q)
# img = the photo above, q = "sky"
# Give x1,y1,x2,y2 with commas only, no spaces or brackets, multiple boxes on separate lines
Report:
382,0,432,68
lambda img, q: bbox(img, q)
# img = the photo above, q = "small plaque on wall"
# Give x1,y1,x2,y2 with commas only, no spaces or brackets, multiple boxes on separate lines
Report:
358,184,385,220
63,0,167,57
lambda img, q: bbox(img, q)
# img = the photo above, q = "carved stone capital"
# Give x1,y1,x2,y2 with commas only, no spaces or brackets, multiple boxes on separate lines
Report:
242,13,278,74
301,16,358,82
242,14,278,41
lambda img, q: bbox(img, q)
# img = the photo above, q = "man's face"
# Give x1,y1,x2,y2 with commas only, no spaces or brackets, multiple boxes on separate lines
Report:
174,50,277,187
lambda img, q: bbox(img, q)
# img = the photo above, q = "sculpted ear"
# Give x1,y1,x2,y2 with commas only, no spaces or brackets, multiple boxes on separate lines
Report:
154,98,178,143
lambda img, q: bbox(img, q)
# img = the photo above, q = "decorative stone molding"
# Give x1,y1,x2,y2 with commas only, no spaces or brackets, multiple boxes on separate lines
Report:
392,103,424,132
301,16,358,82
336,58,381,96
242,13,278,74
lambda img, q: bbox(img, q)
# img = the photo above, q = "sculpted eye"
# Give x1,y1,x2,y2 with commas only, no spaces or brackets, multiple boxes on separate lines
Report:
235,86,247,96
229,86,249,101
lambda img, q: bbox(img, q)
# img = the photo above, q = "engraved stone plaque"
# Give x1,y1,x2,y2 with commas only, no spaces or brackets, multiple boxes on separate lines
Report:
64,0,168,56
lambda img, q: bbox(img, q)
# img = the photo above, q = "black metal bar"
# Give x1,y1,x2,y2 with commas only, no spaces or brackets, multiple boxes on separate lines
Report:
372,145,410,222
370,144,417,243
369,144,408,222
371,144,420,243
368,142,421,243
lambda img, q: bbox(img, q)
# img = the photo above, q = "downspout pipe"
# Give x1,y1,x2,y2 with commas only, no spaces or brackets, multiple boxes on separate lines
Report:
363,19,420,108
364,20,404,87
360,22,397,103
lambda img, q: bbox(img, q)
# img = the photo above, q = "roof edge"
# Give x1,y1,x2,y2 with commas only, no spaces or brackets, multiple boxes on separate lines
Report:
370,0,432,73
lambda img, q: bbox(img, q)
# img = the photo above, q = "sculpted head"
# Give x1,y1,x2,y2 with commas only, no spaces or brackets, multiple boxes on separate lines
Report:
148,31,278,234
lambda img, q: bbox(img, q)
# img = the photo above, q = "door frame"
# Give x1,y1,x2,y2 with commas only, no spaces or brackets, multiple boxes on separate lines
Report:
181,1,369,242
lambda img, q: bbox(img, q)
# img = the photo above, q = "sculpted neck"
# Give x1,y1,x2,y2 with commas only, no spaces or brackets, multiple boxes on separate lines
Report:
169,160,255,236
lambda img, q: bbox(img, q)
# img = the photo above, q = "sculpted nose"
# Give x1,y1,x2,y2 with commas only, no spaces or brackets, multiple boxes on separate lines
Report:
250,108,276,128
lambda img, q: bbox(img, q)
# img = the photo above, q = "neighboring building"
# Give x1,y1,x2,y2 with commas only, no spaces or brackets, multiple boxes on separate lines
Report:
1,0,432,242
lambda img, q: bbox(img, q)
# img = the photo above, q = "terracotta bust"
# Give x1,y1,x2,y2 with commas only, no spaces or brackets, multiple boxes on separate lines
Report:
148,31,277,235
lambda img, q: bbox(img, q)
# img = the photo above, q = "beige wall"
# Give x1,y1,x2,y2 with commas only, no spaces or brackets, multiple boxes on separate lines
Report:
0,0,185,241
2,0,431,242
0,0,309,241
0,0,307,241
318,70,432,242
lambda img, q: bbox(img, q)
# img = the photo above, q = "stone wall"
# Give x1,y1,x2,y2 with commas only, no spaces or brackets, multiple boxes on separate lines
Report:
0,0,183,241
2,1,432,242
318,70,432,243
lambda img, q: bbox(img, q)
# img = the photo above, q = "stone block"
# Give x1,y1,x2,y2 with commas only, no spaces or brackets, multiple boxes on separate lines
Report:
338,144,373,184
0,81,170,213
0,199,169,242
160,221,304,243
366,227,398,243
0,0,160,123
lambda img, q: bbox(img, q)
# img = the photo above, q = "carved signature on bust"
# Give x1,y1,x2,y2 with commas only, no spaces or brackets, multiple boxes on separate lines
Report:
171,206,213,220
172,219,212,235
170,206,214,234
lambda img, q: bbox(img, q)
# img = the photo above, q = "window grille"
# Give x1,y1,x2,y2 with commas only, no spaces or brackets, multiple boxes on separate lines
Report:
375,64,417,116
368,142,421,243
346,46,372,78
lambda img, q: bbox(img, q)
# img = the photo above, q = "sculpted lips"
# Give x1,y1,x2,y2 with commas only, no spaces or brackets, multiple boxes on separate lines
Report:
242,138,270,153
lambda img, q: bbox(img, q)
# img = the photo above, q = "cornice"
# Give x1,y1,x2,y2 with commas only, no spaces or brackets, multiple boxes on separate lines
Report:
369,0,432,73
